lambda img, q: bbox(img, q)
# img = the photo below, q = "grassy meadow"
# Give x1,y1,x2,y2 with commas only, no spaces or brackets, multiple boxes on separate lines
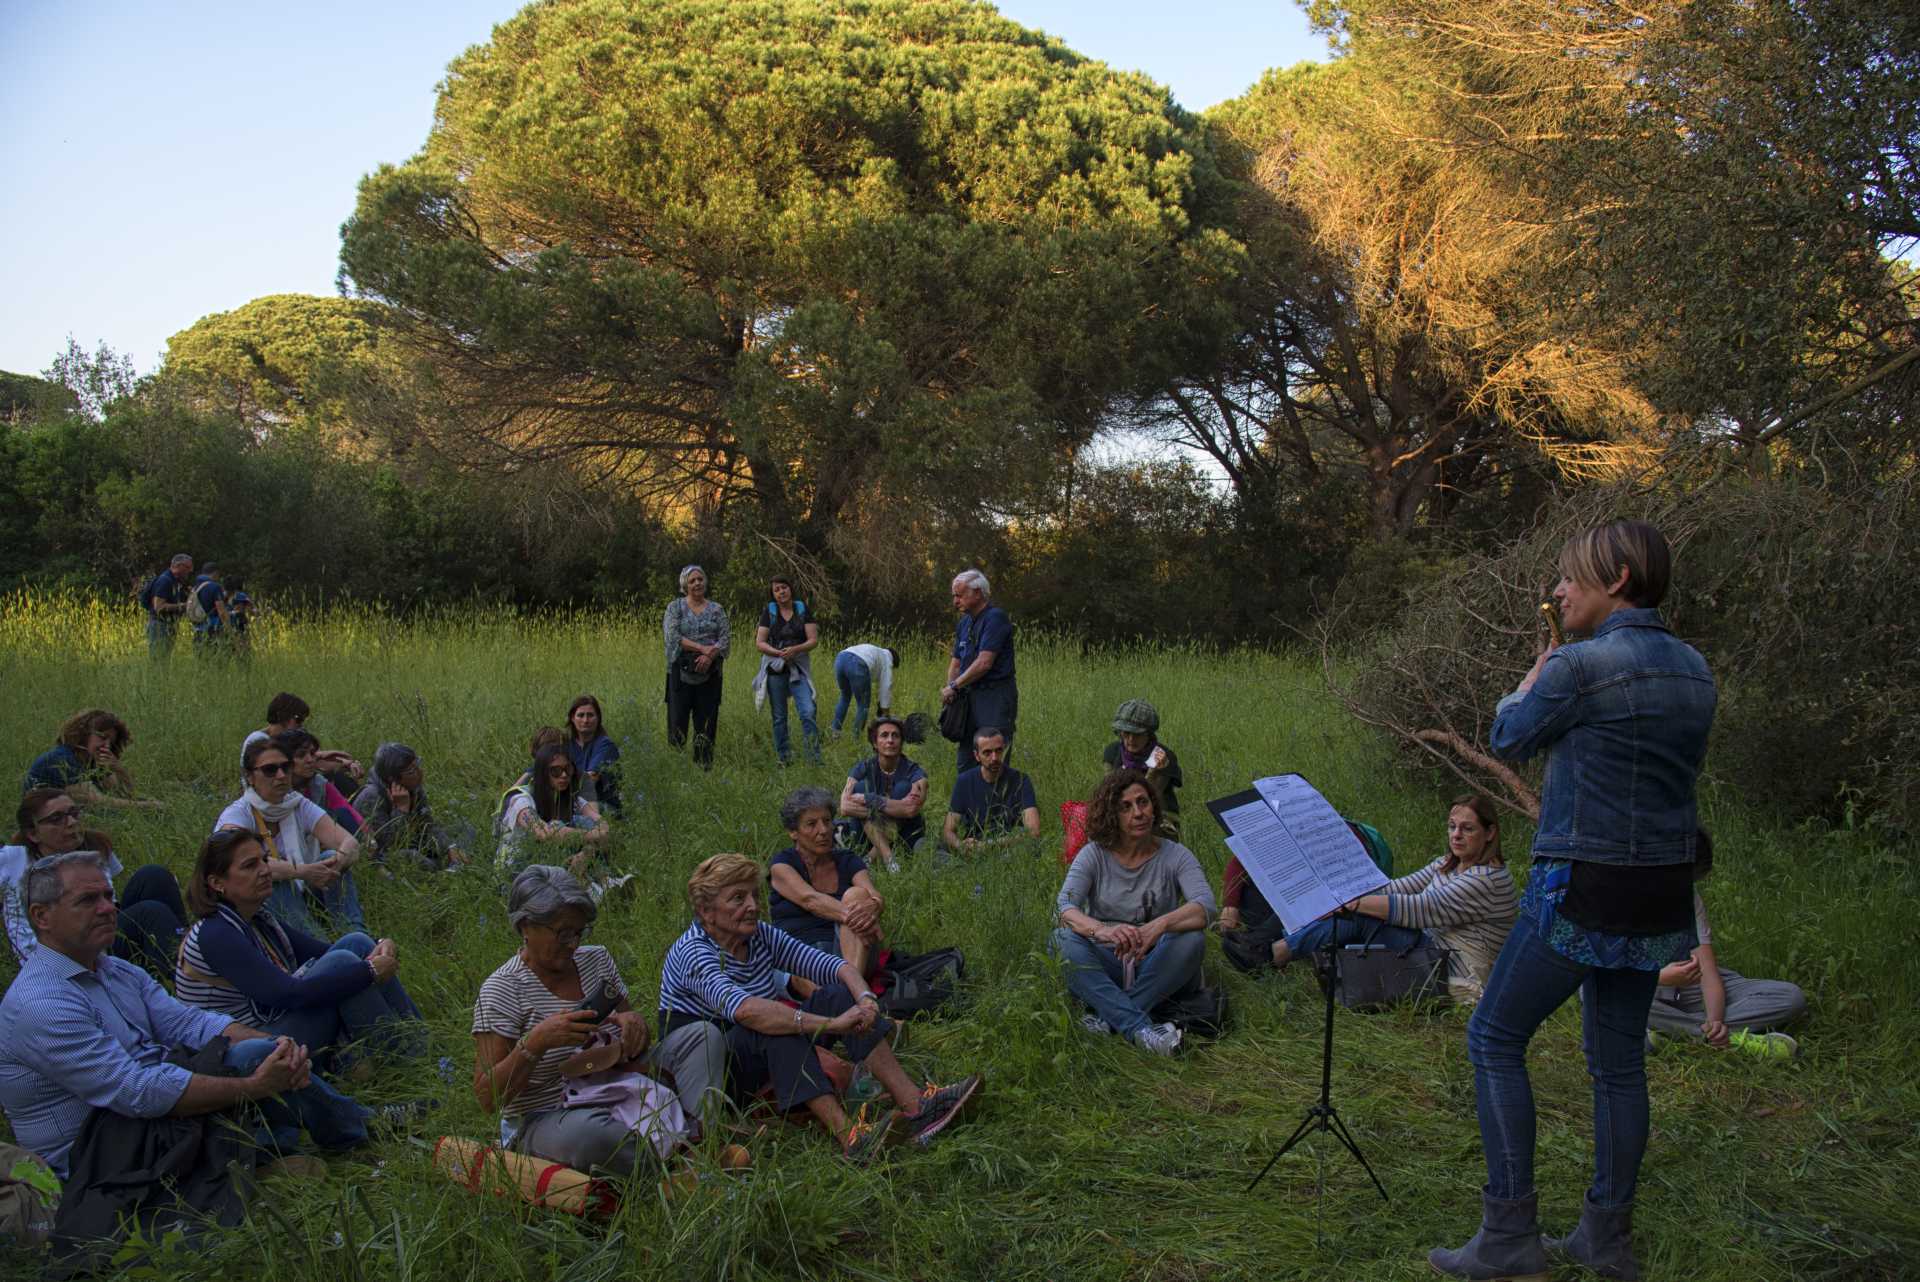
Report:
1,590,1915,1281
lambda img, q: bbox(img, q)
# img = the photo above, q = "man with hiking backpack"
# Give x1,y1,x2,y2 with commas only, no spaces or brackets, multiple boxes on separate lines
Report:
187,563,233,650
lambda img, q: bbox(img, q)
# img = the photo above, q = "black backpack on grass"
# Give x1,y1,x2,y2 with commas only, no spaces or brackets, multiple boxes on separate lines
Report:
1153,979,1229,1038
877,947,965,1019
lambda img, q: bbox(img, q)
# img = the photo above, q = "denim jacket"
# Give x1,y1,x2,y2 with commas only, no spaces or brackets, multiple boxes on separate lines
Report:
1491,607,1716,866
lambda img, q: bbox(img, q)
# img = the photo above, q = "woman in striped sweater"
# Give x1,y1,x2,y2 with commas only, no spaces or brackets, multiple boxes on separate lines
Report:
175,828,426,1063
1264,795,1518,1001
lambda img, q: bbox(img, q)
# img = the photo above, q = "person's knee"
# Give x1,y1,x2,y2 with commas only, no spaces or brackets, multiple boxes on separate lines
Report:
842,885,880,913
224,1037,277,1072
1048,926,1081,961
333,932,376,958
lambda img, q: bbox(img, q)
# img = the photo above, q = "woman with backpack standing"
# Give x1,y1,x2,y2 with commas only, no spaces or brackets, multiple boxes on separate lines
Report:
752,576,821,766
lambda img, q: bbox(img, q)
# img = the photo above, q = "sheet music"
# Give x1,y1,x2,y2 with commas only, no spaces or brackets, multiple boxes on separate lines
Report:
1210,775,1388,933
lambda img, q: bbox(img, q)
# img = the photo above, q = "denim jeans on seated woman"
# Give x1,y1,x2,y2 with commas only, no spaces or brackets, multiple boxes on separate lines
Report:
1466,912,1660,1207
1282,915,1424,960
224,1035,368,1156
265,932,428,1061
267,867,366,939
1050,927,1204,1039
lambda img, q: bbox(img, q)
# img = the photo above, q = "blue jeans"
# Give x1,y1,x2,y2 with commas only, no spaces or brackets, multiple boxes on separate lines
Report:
1284,916,1424,958
266,933,429,1060
832,651,872,734
145,616,176,657
224,1036,369,1155
1467,912,1660,1207
268,866,366,937
767,669,821,763
1050,927,1204,1039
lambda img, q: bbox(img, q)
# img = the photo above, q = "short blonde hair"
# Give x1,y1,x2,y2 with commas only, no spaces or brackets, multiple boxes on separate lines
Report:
687,852,761,911
1558,520,1672,608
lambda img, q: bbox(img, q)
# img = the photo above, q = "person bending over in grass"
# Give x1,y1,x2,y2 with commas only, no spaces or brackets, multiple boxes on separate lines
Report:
22,709,162,811
495,745,610,881
276,728,365,837
353,742,468,870
472,865,699,1175
837,716,928,872
769,787,885,979
1051,769,1214,1057
175,830,428,1066
942,727,1040,854
216,738,367,938
658,853,982,1161
1647,831,1805,1059
3,788,186,980
1231,794,1518,1004
566,694,624,817
0,850,369,1186
1101,699,1183,839
242,692,363,787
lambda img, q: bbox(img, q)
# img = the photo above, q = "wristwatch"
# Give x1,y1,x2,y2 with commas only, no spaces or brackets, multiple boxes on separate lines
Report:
856,991,880,1008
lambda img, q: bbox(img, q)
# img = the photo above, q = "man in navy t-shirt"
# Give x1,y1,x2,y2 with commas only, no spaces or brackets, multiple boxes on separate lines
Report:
942,568,1017,770
139,553,193,657
943,727,1040,853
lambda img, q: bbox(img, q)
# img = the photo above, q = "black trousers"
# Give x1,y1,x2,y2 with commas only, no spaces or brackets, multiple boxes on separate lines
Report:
116,864,187,983
666,670,723,768
726,983,893,1113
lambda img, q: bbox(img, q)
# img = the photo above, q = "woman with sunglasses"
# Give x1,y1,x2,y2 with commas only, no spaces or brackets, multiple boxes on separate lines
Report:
494,745,609,879
2,788,186,978
213,738,366,939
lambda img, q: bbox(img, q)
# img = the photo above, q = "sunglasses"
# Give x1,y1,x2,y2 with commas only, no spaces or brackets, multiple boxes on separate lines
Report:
35,807,82,826
252,760,292,777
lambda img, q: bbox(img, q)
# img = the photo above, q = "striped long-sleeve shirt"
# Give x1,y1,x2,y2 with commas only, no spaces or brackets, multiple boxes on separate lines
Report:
1384,858,1519,999
657,921,842,1023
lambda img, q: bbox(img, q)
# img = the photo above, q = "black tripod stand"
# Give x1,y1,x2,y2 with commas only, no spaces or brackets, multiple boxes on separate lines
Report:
1247,918,1389,1204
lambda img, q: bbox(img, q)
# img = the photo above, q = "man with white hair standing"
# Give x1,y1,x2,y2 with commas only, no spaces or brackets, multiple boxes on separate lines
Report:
138,553,194,658
942,569,1018,771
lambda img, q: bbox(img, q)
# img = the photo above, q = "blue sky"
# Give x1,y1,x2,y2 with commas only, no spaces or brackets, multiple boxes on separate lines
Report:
0,1,1323,378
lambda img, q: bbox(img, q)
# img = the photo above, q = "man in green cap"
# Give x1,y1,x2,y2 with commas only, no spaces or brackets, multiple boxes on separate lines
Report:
1102,699,1183,839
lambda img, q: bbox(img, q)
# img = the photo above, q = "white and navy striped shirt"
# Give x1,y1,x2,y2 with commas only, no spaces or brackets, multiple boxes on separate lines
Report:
1384,859,1519,998
658,922,842,1022
472,946,628,1120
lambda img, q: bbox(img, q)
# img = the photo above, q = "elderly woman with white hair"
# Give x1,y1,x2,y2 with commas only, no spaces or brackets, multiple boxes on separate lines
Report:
942,568,1017,771
658,853,981,1162
663,564,731,769
473,865,706,1174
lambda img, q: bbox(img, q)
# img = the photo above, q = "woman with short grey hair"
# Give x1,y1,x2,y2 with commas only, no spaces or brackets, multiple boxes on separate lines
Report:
768,787,886,976
663,565,730,769
472,865,712,1174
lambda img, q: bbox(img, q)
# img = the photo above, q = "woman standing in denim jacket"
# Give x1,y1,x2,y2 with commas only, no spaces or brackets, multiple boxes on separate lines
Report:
1431,520,1715,1282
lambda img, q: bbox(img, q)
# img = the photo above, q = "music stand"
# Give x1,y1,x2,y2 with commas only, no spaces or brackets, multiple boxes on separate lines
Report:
1246,915,1389,1205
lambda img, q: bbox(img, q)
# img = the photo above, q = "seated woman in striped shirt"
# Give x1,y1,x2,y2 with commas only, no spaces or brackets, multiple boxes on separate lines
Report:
175,829,427,1063
657,853,980,1162
1268,794,1519,1002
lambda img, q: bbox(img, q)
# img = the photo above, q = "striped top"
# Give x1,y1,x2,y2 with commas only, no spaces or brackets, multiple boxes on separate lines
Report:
1383,858,1519,999
658,921,842,1023
472,946,628,1121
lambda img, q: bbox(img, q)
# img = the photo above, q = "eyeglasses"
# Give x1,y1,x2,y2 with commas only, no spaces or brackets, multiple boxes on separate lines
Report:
546,767,574,779
253,761,292,777
35,807,82,826
538,924,592,944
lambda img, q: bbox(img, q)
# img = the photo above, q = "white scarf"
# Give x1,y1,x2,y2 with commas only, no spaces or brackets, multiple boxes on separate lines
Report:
241,787,318,869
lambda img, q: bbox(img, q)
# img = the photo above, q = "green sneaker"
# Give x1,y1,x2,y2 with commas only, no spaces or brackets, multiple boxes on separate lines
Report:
1729,1029,1798,1060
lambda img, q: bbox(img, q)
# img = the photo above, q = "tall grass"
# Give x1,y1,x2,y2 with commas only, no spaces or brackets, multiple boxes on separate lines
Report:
1,589,1915,1280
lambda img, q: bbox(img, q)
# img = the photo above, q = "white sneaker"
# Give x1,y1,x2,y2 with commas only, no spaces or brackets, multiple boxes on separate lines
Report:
1079,1013,1113,1037
1132,1022,1183,1056
885,859,901,875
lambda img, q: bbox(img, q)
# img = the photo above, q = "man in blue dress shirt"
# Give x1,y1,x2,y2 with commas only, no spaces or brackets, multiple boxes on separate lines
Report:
0,851,367,1181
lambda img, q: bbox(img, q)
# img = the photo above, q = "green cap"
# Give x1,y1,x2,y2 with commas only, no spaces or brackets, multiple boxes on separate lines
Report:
1112,698,1160,734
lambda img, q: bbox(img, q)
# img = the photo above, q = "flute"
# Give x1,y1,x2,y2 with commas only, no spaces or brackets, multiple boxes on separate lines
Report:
1539,600,1564,647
